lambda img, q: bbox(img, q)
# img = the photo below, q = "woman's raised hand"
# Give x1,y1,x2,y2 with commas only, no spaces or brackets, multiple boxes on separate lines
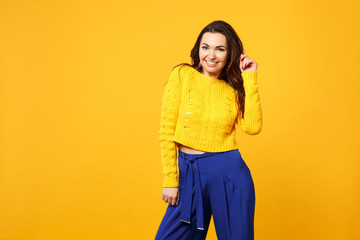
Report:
162,187,179,205
239,53,258,73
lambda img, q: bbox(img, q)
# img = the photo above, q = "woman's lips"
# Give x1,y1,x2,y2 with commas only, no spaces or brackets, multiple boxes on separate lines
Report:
205,60,218,67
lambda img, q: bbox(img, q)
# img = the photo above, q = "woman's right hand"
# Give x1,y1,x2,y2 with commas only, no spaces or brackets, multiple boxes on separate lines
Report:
162,187,179,205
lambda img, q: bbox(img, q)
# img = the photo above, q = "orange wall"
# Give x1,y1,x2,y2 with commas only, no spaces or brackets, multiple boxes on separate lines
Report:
0,0,359,239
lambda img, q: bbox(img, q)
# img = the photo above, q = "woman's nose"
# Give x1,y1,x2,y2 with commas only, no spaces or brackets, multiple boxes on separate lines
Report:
208,49,216,59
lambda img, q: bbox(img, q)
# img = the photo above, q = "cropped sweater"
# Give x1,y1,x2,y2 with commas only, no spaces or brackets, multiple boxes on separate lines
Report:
158,64,262,187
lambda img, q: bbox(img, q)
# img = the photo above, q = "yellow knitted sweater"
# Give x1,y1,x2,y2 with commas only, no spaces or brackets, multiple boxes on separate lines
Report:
159,64,262,187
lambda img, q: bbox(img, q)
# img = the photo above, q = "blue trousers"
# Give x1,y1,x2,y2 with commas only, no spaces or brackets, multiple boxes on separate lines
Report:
155,148,255,240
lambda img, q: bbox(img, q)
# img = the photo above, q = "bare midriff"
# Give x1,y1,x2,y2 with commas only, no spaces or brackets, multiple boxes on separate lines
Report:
177,143,206,154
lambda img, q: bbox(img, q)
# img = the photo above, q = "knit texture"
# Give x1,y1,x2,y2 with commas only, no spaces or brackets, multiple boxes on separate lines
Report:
159,64,262,187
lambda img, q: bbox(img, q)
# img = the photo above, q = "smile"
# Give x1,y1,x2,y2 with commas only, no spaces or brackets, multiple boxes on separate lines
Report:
205,60,219,66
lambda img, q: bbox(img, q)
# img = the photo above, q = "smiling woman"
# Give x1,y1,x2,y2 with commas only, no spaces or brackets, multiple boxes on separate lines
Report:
199,32,228,78
155,20,262,240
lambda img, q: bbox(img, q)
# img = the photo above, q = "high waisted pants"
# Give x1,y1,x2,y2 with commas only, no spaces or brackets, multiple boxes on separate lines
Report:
155,148,255,240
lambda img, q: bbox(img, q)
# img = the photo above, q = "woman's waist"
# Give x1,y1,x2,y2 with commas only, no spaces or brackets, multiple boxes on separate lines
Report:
177,143,206,154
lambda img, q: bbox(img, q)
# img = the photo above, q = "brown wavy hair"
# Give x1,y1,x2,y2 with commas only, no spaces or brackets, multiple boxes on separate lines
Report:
173,20,246,119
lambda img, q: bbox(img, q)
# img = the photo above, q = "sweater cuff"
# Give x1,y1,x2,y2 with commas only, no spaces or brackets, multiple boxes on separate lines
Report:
242,71,258,85
162,175,179,188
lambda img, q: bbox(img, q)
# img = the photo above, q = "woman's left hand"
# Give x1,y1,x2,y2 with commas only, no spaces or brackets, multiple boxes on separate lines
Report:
240,53,258,73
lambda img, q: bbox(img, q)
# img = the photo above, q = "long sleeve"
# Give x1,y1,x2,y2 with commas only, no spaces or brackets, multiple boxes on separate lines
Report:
158,66,182,187
236,71,263,134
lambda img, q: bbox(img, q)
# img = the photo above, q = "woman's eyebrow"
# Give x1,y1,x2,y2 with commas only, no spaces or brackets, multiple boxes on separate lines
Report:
201,43,226,48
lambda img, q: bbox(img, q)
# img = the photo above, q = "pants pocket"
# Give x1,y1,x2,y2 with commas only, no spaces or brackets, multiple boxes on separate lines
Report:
221,168,235,203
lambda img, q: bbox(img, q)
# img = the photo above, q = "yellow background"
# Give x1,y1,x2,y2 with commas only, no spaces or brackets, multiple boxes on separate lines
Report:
1,0,359,239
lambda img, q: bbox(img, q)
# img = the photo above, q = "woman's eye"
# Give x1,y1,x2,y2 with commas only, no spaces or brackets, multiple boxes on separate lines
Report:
201,46,225,51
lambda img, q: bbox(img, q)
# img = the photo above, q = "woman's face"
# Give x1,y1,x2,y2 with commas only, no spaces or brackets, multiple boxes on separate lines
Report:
199,32,228,79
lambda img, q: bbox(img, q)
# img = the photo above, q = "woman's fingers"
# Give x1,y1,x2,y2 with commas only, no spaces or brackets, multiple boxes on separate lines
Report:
171,197,176,205
241,60,250,70
162,187,179,205
240,53,248,62
240,54,250,70
240,53,258,72
242,61,252,70
168,194,176,205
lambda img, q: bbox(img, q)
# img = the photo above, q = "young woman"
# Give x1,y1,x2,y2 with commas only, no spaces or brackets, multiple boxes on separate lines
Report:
155,20,262,240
